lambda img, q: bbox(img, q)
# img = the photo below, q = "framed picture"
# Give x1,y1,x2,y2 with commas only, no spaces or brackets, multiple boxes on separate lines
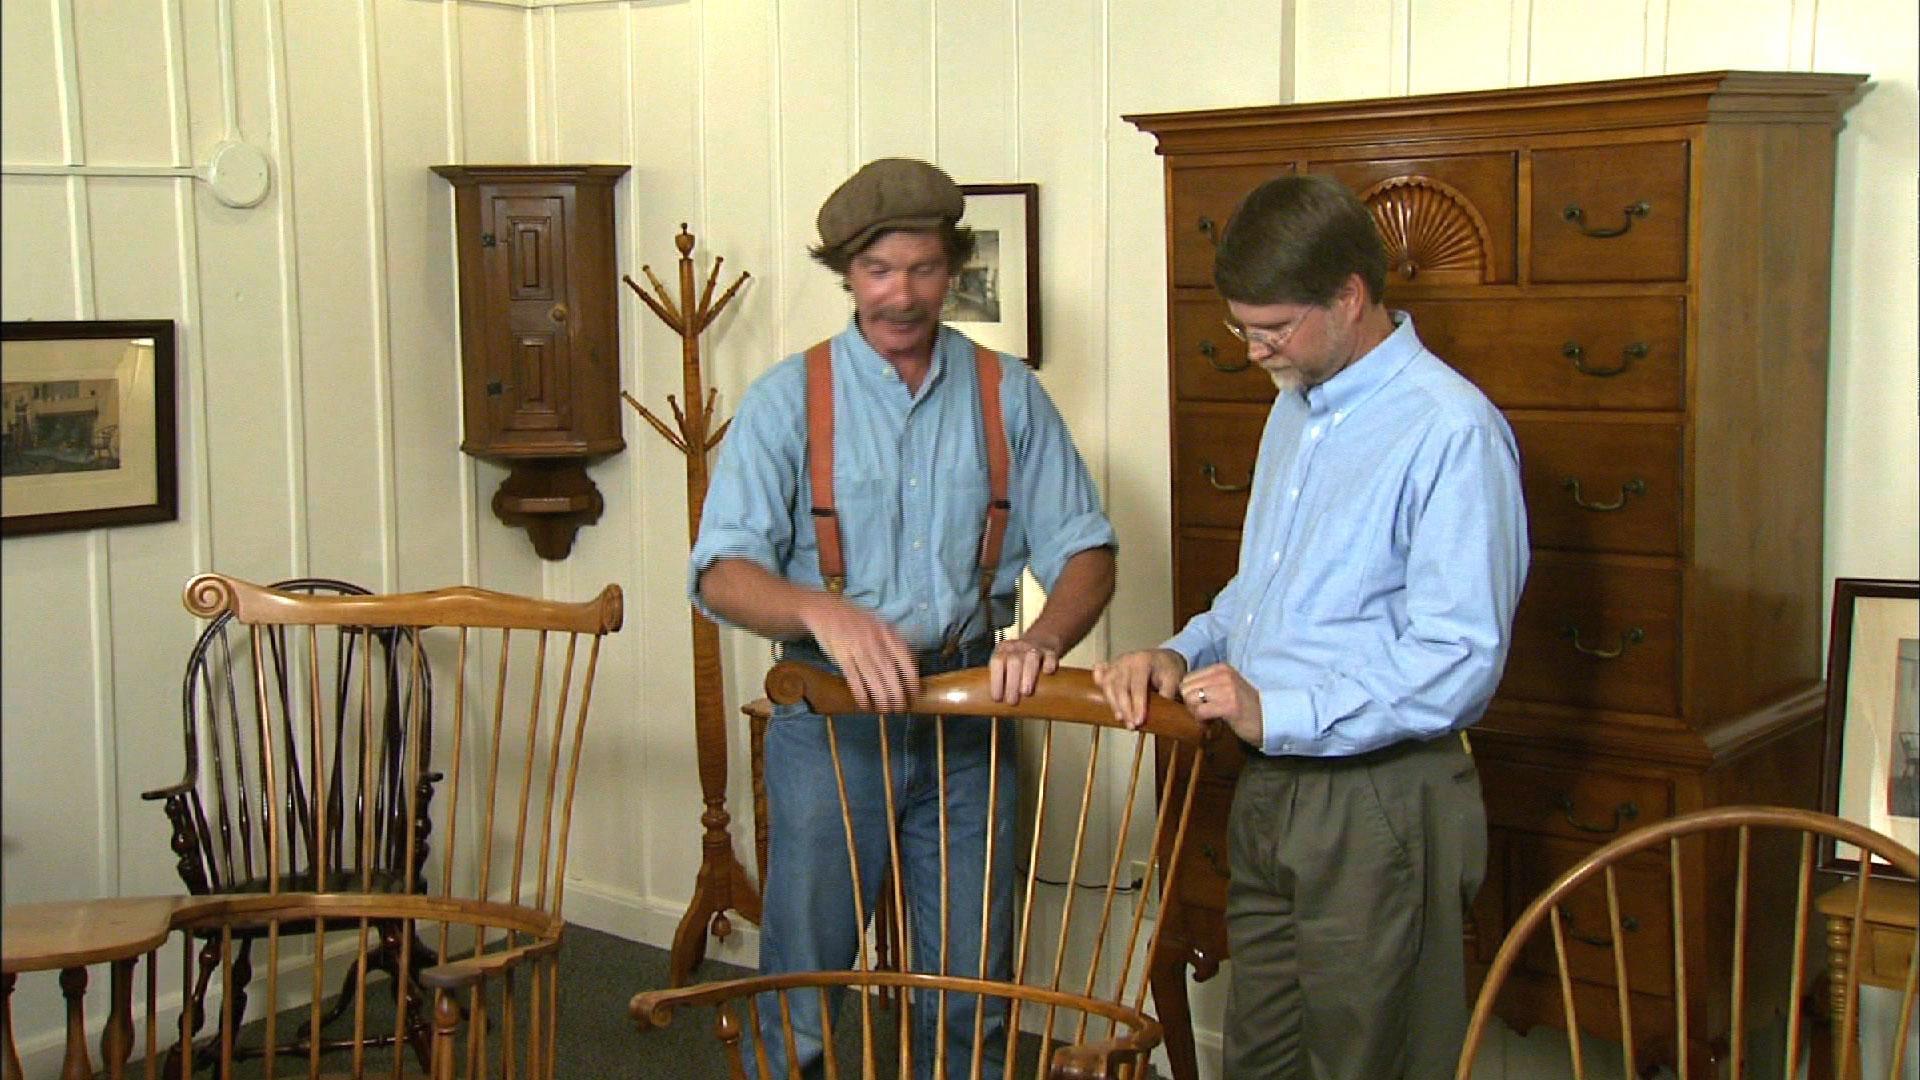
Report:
1818,577,1920,879
2,319,179,537
946,183,1040,367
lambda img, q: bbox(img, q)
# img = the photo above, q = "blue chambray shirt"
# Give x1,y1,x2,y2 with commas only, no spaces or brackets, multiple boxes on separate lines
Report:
1164,313,1529,758
689,319,1116,652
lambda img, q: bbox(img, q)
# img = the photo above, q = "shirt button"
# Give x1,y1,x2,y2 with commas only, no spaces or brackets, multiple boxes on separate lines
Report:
912,539,924,550
1244,614,1253,625
1270,551,1280,564
1309,426,1322,439
919,602,930,611
1288,487,1300,499
908,477,918,487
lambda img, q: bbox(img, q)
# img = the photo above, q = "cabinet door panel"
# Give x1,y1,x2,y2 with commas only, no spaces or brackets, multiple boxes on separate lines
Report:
1507,832,1674,994
1172,405,1266,529
1172,296,1274,403
1398,297,1685,411
1512,418,1683,556
1530,141,1689,283
1176,533,1241,626
1478,757,1674,842
1500,559,1681,715
1168,163,1296,287
487,193,574,434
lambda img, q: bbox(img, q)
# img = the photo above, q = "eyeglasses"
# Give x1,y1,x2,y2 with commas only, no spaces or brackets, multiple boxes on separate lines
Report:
1222,308,1317,353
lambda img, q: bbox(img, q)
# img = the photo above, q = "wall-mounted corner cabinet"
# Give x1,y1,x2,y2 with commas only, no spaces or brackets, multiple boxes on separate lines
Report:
432,163,629,559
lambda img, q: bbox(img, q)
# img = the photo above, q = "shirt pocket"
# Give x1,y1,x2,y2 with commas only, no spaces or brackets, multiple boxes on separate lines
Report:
832,476,898,597
1277,511,1364,616
938,467,992,561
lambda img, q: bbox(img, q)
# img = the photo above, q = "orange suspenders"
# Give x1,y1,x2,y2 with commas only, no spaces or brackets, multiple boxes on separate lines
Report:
804,339,1010,624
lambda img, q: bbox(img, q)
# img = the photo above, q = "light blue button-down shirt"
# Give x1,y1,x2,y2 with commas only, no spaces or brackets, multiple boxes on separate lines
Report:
689,319,1116,652
1164,313,1529,758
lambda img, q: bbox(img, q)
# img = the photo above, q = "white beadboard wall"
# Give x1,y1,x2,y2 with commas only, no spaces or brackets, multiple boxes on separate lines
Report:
1,0,1913,1077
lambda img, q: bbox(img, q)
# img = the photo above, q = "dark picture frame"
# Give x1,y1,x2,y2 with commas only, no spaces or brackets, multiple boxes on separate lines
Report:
947,183,1041,367
1818,576,1920,879
2,319,179,537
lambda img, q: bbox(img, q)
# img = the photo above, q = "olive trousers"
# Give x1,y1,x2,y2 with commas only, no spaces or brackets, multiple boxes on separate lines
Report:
1221,732,1487,1080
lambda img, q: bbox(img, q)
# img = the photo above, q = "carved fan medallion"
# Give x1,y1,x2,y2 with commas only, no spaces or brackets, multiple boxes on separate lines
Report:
1361,175,1494,284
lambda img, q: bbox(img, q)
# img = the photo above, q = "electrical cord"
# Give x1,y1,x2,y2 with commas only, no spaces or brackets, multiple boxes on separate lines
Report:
1019,864,1147,894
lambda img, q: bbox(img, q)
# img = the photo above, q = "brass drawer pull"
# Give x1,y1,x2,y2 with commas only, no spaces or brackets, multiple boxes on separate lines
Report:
1554,792,1640,834
1198,216,1221,246
1562,340,1649,377
1561,624,1645,659
1198,339,1250,373
1201,462,1251,493
1562,200,1651,238
1560,909,1641,948
1562,477,1646,512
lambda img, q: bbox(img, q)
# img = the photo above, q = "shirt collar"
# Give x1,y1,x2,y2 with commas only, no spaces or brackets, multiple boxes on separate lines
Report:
842,315,951,397
1303,310,1421,419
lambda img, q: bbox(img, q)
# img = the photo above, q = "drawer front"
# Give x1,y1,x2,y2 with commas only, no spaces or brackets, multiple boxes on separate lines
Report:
1169,163,1296,287
1478,756,1673,843
1507,832,1675,995
1172,296,1275,403
1173,405,1265,529
1176,533,1240,626
1499,559,1681,715
1511,418,1683,557
1398,297,1685,411
1866,922,1917,985
1318,152,1518,285
1530,141,1689,283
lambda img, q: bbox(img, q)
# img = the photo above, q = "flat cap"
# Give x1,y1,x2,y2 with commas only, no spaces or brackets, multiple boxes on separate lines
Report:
816,158,965,256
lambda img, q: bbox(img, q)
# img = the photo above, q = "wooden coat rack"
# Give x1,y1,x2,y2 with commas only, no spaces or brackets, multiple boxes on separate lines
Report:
620,226,760,986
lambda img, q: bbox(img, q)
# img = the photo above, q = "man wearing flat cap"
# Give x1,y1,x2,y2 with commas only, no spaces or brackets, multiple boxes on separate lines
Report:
689,158,1117,1077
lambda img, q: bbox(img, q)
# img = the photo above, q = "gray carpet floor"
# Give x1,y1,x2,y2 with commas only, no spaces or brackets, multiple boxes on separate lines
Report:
171,925,1147,1078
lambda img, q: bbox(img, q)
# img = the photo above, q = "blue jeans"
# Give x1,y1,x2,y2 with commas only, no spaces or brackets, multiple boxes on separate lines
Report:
756,640,1018,1080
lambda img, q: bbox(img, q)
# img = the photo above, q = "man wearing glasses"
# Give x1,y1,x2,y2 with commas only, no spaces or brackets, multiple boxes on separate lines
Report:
1096,174,1528,1078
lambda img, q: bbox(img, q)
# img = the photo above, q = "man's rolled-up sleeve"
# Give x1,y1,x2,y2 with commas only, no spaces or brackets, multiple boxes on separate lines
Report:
686,370,803,627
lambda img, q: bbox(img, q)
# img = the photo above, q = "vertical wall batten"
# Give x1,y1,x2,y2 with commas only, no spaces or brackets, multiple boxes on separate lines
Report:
87,532,120,897
1644,0,1673,75
356,0,401,592
267,0,311,575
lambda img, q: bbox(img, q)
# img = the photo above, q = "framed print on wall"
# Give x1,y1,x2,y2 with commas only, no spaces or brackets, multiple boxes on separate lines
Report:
2,319,179,537
1819,577,1920,880
946,183,1040,367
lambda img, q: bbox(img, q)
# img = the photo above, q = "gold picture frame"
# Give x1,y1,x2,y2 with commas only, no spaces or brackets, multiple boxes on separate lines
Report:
2,319,179,536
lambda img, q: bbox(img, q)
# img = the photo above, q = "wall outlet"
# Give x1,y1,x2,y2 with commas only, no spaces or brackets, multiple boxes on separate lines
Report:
1130,859,1156,915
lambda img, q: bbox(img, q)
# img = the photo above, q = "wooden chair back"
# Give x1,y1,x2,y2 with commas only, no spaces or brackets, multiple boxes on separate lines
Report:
144,577,430,899
1457,804,1918,1079
632,661,1216,1079
164,572,621,1080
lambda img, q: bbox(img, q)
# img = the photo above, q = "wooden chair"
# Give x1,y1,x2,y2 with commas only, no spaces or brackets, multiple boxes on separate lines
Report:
142,577,443,1067
1457,805,1919,1080
632,661,1216,1080
160,571,621,1079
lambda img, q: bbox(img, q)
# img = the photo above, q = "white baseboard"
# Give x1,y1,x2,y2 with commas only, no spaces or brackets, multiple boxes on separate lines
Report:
561,876,762,971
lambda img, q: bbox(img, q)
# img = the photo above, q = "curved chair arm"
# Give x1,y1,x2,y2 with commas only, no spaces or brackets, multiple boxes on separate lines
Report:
418,936,563,993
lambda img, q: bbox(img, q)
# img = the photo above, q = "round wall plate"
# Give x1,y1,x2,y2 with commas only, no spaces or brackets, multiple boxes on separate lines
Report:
205,140,271,208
